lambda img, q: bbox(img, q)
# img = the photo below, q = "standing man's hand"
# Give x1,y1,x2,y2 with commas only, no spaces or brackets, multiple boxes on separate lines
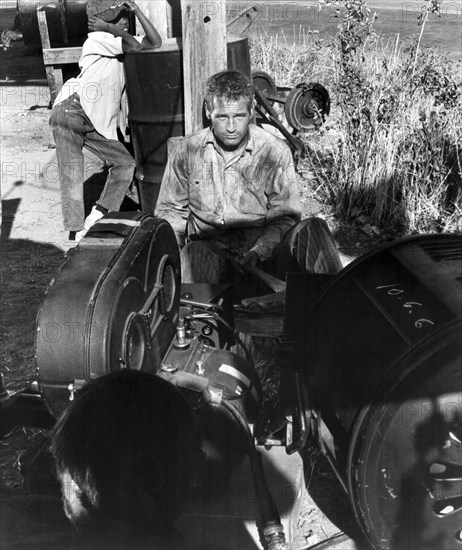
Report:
111,0,162,49
88,15,109,32
111,0,138,12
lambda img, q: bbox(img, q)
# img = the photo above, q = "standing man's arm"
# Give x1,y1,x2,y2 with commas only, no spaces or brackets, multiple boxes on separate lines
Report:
113,0,162,49
88,0,161,52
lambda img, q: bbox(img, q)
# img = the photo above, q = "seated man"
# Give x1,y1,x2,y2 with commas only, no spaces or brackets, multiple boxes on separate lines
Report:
155,70,341,286
49,370,198,549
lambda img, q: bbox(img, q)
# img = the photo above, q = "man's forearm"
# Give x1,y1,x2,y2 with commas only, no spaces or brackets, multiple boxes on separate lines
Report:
105,23,131,39
155,204,187,249
133,5,162,49
250,215,297,262
106,0,161,49
103,22,140,51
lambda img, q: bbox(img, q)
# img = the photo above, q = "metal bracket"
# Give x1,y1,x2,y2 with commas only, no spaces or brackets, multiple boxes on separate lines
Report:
254,87,304,154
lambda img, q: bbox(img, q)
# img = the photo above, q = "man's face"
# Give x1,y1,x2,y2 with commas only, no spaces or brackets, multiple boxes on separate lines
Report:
206,97,253,152
114,16,129,32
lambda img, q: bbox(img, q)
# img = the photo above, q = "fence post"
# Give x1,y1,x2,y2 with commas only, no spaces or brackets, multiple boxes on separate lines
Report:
181,0,227,134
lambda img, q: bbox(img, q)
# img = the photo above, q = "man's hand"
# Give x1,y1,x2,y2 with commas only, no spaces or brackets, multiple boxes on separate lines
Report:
88,15,109,32
111,0,139,13
111,0,162,49
237,250,259,269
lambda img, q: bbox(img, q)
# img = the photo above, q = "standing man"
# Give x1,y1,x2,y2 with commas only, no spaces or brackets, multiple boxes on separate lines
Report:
155,70,339,285
50,0,162,243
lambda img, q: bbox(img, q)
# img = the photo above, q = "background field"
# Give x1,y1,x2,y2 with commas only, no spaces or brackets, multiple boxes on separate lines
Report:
242,0,462,60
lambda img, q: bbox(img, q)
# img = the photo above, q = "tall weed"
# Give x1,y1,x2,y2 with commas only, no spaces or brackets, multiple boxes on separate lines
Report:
249,1,462,235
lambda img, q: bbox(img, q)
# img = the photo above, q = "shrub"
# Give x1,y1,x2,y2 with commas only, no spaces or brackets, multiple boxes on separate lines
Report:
248,1,462,235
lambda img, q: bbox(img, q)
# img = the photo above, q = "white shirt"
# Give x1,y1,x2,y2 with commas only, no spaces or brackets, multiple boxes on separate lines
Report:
54,32,142,140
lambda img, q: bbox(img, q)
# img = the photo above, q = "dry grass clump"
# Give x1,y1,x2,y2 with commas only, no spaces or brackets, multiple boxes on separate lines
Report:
249,26,335,88
249,23,462,236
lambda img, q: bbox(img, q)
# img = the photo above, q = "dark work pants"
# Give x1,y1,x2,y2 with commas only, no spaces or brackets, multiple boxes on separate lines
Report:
180,217,343,284
49,94,135,232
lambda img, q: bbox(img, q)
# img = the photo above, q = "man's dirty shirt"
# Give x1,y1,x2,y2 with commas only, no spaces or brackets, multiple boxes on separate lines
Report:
155,124,301,262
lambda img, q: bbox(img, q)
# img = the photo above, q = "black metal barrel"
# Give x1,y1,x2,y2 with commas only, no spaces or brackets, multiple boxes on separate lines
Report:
18,0,88,51
297,234,462,550
124,34,251,214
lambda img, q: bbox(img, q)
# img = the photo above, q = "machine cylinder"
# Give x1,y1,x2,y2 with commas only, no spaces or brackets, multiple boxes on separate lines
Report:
18,0,88,51
124,35,251,214
297,234,462,550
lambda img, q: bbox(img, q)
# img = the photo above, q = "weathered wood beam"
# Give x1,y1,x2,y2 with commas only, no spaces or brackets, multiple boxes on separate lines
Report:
37,8,65,105
42,47,82,65
181,0,227,134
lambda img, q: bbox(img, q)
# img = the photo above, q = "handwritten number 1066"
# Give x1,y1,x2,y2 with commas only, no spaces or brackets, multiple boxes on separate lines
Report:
376,283,435,329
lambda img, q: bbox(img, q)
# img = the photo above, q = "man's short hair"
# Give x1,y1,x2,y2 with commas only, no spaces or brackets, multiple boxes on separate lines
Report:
204,70,254,112
50,370,198,534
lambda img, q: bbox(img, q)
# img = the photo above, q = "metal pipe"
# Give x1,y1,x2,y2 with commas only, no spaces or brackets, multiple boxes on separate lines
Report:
221,400,288,550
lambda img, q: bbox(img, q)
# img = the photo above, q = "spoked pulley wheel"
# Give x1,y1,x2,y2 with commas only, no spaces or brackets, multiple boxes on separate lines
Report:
251,70,277,98
284,82,330,131
347,326,462,550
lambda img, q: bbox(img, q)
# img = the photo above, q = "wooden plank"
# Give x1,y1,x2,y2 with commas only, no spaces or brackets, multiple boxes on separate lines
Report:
136,0,171,39
234,311,284,337
42,47,82,65
181,0,227,134
53,36,182,54
227,5,259,35
37,9,51,49
153,37,181,51
37,8,62,105
234,290,285,336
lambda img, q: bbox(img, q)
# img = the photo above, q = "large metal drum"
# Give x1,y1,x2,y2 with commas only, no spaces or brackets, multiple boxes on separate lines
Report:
297,234,462,549
18,0,88,51
124,34,251,213
36,214,181,418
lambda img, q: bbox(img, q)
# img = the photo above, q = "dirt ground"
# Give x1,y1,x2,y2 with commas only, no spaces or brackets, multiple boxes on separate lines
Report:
0,11,378,548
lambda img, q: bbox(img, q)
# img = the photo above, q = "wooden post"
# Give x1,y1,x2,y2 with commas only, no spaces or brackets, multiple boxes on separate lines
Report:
37,8,81,105
181,0,227,134
136,0,171,39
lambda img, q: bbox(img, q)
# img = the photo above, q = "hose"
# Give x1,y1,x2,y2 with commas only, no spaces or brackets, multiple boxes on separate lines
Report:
221,399,288,550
